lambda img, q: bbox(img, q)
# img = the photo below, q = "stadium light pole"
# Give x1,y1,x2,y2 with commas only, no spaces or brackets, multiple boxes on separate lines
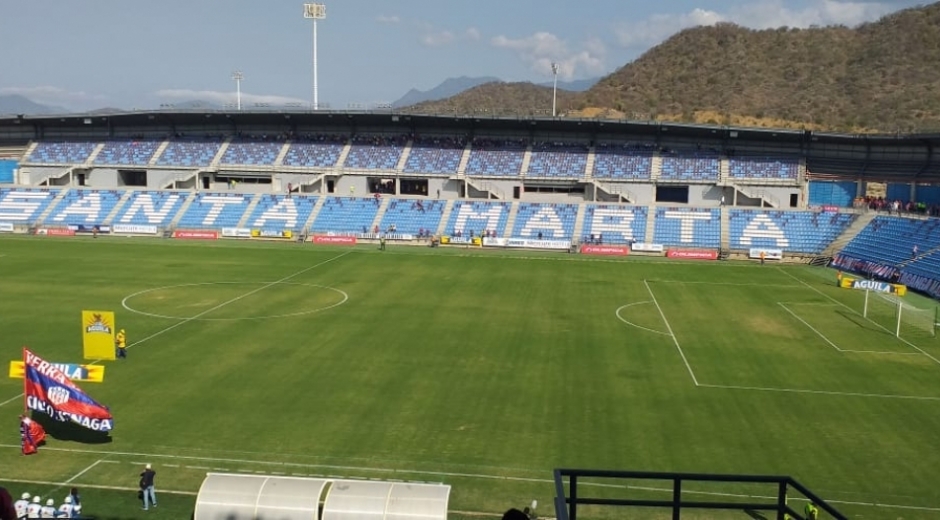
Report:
304,3,326,110
232,71,244,111
551,62,559,117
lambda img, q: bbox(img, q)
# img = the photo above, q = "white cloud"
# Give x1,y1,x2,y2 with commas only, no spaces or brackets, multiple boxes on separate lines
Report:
615,0,901,51
465,27,481,41
416,23,482,47
0,85,106,106
491,32,607,80
422,30,456,47
155,89,306,106
376,14,400,24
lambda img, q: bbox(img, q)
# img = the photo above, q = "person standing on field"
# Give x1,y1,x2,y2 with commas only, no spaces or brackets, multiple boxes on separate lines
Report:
759,250,766,265
140,464,157,510
116,329,127,359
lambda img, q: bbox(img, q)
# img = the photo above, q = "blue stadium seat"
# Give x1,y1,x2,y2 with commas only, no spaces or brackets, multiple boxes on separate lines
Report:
282,136,346,167
592,144,654,180
47,189,123,226
0,188,60,224
465,140,525,177
808,181,855,207
444,200,511,237
728,157,799,180
157,139,223,167
311,197,381,233
245,194,318,232
378,198,446,235
511,203,578,240
94,140,161,166
581,204,648,244
113,191,187,227
344,136,405,170
221,138,285,166
176,193,253,229
730,209,855,253
660,151,719,182
654,207,721,249
526,143,588,179
403,137,464,175
27,141,97,164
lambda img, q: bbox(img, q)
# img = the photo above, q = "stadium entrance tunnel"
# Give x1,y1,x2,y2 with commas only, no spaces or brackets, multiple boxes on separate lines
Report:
194,473,450,520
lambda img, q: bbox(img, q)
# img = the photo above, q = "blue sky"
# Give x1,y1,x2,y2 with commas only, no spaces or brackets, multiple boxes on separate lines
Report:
0,0,927,111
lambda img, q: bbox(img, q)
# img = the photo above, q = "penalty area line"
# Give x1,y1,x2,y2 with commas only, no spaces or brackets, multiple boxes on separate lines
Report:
699,383,940,402
615,302,672,337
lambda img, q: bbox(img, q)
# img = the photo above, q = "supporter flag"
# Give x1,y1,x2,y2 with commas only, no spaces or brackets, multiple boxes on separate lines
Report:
23,348,114,432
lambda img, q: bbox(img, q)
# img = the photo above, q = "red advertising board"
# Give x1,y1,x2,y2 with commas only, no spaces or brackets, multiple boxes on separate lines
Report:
580,245,629,256
36,228,75,236
312,235,357,245
666,249,719,260
174,230,219,240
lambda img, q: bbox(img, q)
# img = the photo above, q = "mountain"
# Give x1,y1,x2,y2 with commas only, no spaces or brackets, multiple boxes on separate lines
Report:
403,4,940,132
391,76,500,108
537,77,600,92
0,95,68,115
405,81,580,117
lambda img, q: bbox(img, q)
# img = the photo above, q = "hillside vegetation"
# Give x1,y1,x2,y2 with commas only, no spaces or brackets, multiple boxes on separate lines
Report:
406,3,940,133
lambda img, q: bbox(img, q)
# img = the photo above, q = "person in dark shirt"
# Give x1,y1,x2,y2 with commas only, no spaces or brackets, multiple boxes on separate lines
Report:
140,464,157,510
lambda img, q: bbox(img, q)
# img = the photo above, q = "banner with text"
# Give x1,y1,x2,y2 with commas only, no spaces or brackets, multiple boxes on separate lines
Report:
81,310,116,360
69,225,110,234
312,235,357,245
631,243,665,253
222,227,252,238
749,248,784,260
23,348,113,432
506,238,571,250
666,249,719,260
841,277,908,296
581,245,629,256
174,230,218,240
251,229,293,239
0,222,13,232
10,361,105,383
112,224,158,235
36,228,75,236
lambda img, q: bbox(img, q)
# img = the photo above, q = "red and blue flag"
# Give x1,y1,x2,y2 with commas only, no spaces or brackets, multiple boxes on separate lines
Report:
23,347,113,432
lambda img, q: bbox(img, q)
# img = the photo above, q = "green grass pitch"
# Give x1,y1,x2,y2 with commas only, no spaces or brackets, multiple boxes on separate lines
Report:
1,236,939,519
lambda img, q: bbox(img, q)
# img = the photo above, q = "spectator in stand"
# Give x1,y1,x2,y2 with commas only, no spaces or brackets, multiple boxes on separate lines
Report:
913,244,919,259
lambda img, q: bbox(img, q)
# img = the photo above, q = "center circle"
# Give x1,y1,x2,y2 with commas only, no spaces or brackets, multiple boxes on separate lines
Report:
121,282,348,321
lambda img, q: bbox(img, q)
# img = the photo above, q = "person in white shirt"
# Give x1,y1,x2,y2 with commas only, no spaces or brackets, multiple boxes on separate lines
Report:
56,497,74,519
25,497,41,519
13,493,29,519
39,500,55,519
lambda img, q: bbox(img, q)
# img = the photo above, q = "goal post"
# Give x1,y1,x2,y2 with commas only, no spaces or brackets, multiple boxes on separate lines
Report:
862,290,937,339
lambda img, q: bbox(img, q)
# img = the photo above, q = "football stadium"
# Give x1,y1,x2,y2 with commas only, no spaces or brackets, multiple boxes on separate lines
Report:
1,103,940,519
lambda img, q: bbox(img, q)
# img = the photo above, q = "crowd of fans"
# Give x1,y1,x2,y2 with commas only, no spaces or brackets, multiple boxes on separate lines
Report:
854,197,940,216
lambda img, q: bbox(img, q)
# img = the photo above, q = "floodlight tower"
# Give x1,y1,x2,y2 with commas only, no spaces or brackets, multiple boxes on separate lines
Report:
551,62,559,117
232,71,244,111
303,3,327,110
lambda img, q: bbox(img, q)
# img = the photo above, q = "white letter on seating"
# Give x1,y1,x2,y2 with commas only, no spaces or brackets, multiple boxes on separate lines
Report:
664,211,713,243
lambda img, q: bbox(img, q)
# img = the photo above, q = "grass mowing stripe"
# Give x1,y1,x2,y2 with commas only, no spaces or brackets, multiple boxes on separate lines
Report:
698,383,940,401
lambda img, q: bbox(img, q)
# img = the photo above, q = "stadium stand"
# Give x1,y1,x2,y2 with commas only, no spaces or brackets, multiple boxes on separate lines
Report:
511,202,578,240
156,138,223,167
728,156,799,180
403,136,464,175
26,141,97,164
526,142,588,179
221,136,285,166
93,139,161,166
113,191,188,228
47,189,123,226
660,150,720,182
654,207,721,249
176,192,254,229
838,216,940,266
244,194,318,232
0,188,59,225
465,139,526,177
0,159,16,183
730,209,855,253
581,204,649,244
343,135,406,170
808,181,855,207
310,197,381,233
378,198,445,235
592,144,654,180
444,200,511,237
282,135,346,168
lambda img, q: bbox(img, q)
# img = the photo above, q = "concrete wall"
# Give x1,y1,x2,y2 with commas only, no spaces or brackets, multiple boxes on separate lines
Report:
89,168,119,187
148,169,195,189
18,165,67,185
334,175,370,196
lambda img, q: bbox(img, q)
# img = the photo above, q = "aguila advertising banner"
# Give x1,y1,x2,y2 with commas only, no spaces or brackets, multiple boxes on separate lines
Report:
23,348,113,432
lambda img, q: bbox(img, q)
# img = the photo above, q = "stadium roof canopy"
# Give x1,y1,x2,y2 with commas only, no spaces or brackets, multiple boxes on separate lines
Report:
193,472,451,520
2,110,940,181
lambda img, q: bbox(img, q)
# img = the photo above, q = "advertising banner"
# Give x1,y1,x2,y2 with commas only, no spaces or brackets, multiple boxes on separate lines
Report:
222,227,252,238
112,224,158,235
841,277,908,296
251,229,293,239
506,238,571,250
749,248,783,260
821,205,840,213
667,249,719,260
0,222,13,232
174,230,218,240
69,225,110,234
312,235,357,245
81,310,116,361
10,361,105,383
631,243,665,253
581,245,629,256
36,228,75,236
483,237,508,247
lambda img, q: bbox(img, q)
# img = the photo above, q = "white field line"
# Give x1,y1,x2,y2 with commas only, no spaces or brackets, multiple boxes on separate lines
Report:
778,302,843,352
645,280,800,287
1,478,197,496
2,444,939,514
643,280,699,386
777,302,913,355
699,383,940,402
614,302,672,337
64,459,104,484
0,250,352,408
777,267,940,366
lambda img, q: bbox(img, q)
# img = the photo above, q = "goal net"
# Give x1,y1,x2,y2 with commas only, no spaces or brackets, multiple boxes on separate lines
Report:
863,290,937,340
